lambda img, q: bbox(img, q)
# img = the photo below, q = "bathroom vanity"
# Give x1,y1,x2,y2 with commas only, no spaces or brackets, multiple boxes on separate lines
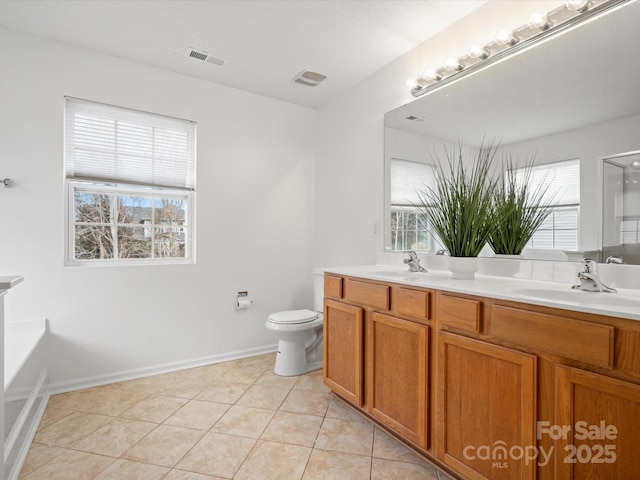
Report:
322,266,640,480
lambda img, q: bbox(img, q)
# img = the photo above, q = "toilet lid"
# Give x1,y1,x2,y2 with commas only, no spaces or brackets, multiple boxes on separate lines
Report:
268,309,318,325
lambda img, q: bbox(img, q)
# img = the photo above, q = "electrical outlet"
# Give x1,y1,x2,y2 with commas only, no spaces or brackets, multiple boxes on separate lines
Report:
372,221,380,238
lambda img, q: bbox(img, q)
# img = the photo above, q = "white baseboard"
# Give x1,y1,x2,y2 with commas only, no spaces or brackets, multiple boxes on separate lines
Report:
48,344,278,395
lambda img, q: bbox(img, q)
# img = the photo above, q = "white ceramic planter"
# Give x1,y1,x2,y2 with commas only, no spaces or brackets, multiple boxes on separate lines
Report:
448,256,479,279
492,254,523,277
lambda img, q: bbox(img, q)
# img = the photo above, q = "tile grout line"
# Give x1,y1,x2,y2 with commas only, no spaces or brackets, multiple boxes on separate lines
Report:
237,365,305,478
152,365,269,478
300,389,332,480
20,355,450,480
113,386,208,473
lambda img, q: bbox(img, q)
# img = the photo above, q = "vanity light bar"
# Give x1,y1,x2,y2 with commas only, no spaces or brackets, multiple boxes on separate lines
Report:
408,0,629,97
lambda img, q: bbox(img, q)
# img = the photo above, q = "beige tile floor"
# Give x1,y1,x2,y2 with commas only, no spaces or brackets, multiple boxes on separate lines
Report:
19,353,454,480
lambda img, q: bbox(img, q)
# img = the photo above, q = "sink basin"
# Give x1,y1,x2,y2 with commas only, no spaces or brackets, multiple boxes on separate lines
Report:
366,270,428,279
512,288,640,308
368,270,415,276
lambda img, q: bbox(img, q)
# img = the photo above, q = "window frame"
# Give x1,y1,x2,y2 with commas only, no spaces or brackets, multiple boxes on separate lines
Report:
65,181,195,266
524,205,580,251
64,97,196,266
390,205,440,252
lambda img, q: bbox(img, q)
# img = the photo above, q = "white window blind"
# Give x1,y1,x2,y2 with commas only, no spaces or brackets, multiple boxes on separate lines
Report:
390,158,436,206
515,159,580,206
64,97,196,190
514,159,581,251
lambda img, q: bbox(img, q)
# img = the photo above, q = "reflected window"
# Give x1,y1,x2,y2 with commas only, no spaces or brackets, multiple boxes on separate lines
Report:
514,159,580,251
389,158,439,252
65,97,196,264
621,220,640,244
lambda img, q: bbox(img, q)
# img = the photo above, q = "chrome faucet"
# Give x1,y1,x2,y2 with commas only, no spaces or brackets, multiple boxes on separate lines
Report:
403,251,427,272
606,255,624,264
572,259,617,293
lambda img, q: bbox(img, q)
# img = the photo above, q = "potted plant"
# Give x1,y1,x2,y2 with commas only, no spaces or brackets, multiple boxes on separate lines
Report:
417,141,500,279
489,158,555,257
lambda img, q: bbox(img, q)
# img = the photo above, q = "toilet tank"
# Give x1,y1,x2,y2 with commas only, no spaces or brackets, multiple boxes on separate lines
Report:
313,271,324,313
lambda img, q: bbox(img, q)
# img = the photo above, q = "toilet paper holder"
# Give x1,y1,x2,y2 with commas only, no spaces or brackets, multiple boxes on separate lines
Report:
236,291,254,310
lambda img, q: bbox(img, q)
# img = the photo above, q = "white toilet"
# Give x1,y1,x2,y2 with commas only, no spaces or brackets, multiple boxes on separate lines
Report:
265,271,324,376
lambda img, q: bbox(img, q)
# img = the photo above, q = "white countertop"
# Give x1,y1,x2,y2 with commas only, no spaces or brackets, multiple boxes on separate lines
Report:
0,275,23,291
321,265,640,322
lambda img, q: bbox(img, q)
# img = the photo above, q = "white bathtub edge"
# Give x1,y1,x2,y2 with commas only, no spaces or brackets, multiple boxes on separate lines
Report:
5,319,47,391
6,387,49,480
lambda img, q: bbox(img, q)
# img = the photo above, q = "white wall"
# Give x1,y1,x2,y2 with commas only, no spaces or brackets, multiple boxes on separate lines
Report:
0,27,316,388
314,0,565,268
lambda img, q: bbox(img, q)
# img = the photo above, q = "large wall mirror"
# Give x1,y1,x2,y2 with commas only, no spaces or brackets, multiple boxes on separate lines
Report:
384,0,640,264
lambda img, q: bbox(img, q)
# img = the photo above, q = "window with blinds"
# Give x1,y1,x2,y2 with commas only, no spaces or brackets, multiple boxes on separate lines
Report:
389,158,439,252
513,159,580,251
64,97,197,264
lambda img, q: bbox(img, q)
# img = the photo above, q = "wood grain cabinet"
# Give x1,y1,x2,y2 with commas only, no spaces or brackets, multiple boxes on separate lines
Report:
322,273,640,480
554,365,640,479
436,332,537,480
490,305,614,368
323,299,364,406
437,291,482,333
366,312,429,448
322,275,432,449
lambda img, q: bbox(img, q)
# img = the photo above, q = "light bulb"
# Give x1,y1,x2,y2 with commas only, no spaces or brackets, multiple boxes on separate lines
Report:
443,57,462,71
405,78,417,88
469,43,489,59
422,69,441,81
529,11,550,29
566,0,589,11
495,29,517,46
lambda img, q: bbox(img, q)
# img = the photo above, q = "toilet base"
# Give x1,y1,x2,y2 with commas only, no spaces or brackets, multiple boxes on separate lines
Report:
273,338,323,376
305,359,323,373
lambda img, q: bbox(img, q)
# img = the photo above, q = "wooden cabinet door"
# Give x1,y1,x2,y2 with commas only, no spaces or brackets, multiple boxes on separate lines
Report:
437,332,537,480
367,312,429,448
555,365,640,479
323,299,364,406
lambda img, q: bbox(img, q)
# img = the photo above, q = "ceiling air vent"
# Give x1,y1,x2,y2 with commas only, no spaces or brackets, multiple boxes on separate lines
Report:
293,70,327,87
185,47,227,67
406,115,425,122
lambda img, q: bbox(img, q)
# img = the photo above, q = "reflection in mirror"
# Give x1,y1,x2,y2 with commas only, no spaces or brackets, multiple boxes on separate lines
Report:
384,0,640,263
602,152,640,264
389,158,436,251
514,160,580,251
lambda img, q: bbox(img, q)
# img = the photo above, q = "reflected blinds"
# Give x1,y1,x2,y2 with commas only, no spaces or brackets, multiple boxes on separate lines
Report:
515,159,580,206
514,159,581,251
390,158,436,206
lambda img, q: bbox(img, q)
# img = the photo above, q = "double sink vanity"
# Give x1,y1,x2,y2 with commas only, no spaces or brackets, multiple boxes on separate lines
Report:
321,264,640,480
352,1,640,477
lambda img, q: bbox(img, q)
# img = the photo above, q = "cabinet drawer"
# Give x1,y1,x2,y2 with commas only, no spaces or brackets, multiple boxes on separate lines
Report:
397,287,430,321
325,275,343,299
490,305,614,368
344,279,390,311
437,293,481,333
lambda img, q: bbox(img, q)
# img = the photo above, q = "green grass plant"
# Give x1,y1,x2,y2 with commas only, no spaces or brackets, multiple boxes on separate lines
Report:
417,141,500,257
489,158,555,255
